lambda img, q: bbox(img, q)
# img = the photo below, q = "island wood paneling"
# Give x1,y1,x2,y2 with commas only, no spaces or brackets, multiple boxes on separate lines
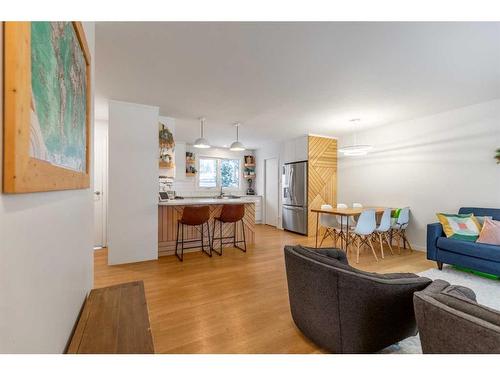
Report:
158,203,255,257
307,135,338,236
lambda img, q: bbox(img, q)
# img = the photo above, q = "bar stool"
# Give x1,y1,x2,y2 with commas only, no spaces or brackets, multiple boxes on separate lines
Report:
175,205,211,262
211,204,247,256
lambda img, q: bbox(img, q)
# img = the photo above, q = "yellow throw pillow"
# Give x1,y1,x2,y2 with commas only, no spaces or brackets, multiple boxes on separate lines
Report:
436,213,481,242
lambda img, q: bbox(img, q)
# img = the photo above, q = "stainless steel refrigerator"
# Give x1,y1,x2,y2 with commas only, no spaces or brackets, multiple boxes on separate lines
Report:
282,161,308,235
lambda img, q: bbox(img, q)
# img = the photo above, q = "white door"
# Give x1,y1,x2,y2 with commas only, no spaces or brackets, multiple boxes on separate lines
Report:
264,158,279,227
94,121,108,248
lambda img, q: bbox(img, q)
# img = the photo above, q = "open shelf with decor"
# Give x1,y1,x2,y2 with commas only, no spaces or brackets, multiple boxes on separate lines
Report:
159,122,175,170
243,155,256,179
185,151,197,176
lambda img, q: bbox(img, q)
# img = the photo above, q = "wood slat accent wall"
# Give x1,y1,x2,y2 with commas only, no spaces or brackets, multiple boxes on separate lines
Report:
158,203,255,257
307,136,338,236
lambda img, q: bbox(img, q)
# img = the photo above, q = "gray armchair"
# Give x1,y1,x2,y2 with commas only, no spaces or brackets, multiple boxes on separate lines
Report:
414,280,500,353
284,245,432,353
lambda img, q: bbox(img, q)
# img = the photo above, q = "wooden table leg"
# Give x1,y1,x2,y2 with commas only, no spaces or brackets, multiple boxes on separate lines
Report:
340,216,344,249
346,216,350,251
315,211,319,248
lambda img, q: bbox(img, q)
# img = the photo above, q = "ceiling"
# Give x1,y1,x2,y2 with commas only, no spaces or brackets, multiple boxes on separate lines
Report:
95,22,500,149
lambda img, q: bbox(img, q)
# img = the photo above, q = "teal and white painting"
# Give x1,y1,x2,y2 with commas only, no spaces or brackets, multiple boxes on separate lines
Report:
30,22,87,172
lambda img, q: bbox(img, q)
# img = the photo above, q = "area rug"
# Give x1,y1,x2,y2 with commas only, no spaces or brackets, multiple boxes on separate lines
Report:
379,265,500,354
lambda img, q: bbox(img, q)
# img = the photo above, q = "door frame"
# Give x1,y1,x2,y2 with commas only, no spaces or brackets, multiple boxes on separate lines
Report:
264,157,279,227
94,121,108,248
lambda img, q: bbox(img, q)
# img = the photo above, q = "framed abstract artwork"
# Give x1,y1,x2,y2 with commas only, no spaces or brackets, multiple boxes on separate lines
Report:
3,22,91,193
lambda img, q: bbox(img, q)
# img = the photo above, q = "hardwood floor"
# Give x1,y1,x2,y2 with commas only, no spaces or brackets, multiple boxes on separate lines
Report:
94,224,435,353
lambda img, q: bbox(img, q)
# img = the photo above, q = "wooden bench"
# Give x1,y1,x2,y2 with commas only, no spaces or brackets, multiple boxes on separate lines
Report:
67,281,154,354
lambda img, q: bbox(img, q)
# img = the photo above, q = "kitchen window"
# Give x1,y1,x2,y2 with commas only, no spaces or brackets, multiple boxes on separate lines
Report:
198,158,240,190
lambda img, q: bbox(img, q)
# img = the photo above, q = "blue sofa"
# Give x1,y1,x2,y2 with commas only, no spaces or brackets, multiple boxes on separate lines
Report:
427,207,500,276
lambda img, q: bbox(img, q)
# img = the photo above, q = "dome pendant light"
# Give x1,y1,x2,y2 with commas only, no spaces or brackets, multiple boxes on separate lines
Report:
193,117,211,149
338,118,373,156
229,122,246,151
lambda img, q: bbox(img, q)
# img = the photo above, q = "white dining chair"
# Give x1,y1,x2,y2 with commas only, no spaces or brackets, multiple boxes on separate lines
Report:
349,209,378,263
331,203,353,248
335,203,348,226
350,203,363,226
390,207,412,253
374,208,394,258
319,204,340,247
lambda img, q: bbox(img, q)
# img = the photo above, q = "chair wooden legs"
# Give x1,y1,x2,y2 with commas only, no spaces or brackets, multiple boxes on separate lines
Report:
378,233,385,259
319,227,338,248
384,232,394,255
376,232,394,258
403,229,413,252
391,228,412,254
351,233,378,263
368,237,379,262
356,236,361,264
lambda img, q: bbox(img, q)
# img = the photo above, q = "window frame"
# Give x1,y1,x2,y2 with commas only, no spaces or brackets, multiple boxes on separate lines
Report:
197,156,242,191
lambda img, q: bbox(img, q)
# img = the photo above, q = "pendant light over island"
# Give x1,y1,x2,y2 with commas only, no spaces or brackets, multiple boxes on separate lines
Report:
193,117,211,149
229,122,246,151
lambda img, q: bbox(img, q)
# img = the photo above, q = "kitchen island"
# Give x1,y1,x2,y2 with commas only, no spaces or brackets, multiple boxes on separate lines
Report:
158,198,256,257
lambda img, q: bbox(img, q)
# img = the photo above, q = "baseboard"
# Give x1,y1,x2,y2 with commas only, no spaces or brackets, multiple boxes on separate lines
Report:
64,292,88,354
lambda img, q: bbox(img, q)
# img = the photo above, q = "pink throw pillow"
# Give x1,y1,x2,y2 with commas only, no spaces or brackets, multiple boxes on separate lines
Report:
477,218,500,245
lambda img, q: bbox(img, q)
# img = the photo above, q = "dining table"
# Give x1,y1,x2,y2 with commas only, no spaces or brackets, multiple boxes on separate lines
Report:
310,206,395,250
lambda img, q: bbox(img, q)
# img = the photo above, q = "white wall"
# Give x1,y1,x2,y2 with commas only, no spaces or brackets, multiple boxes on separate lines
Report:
0,22,95,353
108,101,159,265
255,141,283,228
173,145,254,196
338,99,500,250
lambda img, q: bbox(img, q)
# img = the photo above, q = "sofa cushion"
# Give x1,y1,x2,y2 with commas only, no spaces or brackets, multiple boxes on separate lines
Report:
477,218,500,246
437,237,500,262
436,213,481,242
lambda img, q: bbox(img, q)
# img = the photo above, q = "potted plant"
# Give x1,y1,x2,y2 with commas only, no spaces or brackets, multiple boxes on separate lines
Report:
159,123,175,149
496,148,500,164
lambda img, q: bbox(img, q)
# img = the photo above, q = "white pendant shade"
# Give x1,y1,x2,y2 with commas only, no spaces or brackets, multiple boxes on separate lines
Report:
193,117,211,149
339,119,372,156
229,123,246,151
338,144,373,156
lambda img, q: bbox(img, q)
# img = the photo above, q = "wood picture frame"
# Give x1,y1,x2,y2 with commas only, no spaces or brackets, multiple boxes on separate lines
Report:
3,22,91,193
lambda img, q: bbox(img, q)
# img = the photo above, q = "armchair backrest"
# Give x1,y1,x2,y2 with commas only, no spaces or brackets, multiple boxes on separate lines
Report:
284,245,431,353
414,280,500,353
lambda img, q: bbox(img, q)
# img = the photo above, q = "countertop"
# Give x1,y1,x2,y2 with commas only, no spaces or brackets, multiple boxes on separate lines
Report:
158,196,261,206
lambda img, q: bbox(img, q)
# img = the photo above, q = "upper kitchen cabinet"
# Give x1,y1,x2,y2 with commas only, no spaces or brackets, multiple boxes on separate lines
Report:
283,135,309,164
